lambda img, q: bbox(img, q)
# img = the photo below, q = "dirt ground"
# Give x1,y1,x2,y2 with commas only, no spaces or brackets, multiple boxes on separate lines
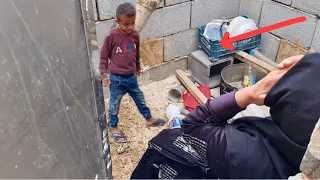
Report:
104,74,270,179
105,75,184,179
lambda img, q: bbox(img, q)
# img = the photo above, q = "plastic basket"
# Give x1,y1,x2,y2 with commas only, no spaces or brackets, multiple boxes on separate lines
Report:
198,25,261,61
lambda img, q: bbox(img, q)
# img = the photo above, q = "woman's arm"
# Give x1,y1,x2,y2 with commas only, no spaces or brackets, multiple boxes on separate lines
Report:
183,55,303,128
182,91,244,127
235,86,255,108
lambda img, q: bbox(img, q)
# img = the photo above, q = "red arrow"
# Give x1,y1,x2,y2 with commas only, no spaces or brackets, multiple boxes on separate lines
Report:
220,16,306,50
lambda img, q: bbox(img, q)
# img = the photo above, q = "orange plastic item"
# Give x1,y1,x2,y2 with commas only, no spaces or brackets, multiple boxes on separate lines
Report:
182,86,210,112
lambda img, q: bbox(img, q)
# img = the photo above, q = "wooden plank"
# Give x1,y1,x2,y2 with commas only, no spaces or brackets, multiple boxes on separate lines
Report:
234,51,277,73
176,70,207,104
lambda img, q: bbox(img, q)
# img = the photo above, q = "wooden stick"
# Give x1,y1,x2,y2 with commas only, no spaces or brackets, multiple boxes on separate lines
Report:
176,70,207,105
234,51,277,73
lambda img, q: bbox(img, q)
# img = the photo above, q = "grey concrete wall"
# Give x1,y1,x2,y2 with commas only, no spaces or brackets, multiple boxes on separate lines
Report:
94,0,320,71
239,0,264,24
93,0,241,70
0,0,106,178
191,0,240,29
260,1,317,48
240,0,320,61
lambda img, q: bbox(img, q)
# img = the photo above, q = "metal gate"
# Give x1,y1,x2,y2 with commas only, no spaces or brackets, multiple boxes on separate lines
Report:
0,0,110,178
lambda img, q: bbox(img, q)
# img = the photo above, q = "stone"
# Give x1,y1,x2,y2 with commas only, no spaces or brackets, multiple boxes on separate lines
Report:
140,38,164,67
276,39,307,63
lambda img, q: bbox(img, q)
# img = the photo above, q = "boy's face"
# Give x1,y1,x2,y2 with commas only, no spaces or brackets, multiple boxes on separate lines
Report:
116,16,135,34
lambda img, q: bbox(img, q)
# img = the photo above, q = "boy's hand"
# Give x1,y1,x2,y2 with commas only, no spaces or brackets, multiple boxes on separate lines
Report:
135,71,141,76
102,77,109,87
102,73,109,87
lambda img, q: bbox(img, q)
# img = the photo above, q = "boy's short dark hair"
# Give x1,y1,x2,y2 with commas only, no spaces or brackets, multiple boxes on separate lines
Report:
116,3,136,19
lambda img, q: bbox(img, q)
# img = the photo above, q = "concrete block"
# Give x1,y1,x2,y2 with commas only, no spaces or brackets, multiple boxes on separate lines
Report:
189,50,213,77
260,1,318,48
148,57,188,81
192,72,222,88
140,38,164,67
140,2,191,39
239,0,264,24
276,39,307,63
311,20,320,52
165,0,190,6
260,33,281,61
97,0,136,20
191,0,241,28
292,0,320,16
92,0,98,21
273,0,292,5
189,50,234,77
164,29,198,61
159,1,165,7
95,20,117,49
103,57,187,91
96,0,164,20
189,50,233,87
91,50,100,78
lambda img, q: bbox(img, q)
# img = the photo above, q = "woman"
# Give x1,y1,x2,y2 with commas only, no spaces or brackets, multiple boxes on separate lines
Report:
131,53,320,179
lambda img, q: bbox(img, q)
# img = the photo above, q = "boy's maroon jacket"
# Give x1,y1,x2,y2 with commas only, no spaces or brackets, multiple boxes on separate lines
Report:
99,28,140,75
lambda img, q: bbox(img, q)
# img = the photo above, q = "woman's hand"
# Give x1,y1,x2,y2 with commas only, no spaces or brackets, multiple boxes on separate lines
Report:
249,69,290,106
235,55,304,108
277,55,304,70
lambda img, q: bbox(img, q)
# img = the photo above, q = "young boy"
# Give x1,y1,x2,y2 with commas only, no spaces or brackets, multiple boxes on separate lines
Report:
99,3,166,143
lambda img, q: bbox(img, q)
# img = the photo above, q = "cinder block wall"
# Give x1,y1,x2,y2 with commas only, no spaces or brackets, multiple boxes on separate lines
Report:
92,0,319,72
93,0,241,71
240,0,320,63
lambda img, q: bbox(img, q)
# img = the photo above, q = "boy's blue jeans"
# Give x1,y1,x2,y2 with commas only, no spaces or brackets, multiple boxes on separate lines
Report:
109,73,152,128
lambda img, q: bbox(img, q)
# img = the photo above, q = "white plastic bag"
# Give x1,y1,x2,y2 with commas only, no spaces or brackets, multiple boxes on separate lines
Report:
166,104,181,121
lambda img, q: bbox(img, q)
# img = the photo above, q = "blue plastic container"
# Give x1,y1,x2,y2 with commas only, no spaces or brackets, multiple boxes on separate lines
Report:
198,25,261,61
